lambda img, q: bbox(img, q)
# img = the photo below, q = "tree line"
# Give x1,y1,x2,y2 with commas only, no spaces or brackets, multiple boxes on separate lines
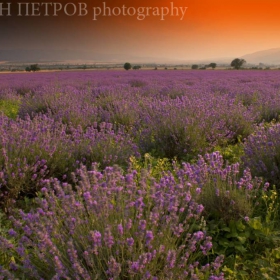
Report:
124,58,247,71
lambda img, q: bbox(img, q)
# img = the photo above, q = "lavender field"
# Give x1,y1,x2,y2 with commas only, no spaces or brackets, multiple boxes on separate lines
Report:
1,70,280,279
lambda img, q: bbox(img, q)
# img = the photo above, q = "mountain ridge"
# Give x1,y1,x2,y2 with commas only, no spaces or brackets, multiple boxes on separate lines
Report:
242,48,280,65
1,48,280,65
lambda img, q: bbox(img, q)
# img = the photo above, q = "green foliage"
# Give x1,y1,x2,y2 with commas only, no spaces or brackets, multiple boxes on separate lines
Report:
133,65,141,70
192,64,199,70
214,138,244,164
209,187,280,279
0,99,20,119
129,153,173,180
124,62,132,70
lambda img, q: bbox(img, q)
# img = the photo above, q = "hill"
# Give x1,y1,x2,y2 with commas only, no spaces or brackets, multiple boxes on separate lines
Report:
242,48,280,65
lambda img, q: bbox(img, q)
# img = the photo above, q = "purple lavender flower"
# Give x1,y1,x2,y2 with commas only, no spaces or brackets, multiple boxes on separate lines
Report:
138,220,146,231
126,237,134,247
104,227,114,248
8,229,17,237
106,257,121,278
194,231,205,241
244,216,250,222
117,224,124,236
145,230,154,246
167,250,177,268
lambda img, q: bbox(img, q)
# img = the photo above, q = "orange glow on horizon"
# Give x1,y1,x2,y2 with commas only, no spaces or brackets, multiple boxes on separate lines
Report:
1,0,280,60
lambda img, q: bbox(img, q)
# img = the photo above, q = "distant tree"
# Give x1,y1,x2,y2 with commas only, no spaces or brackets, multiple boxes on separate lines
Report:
230,58,246,70
133,65,141,70
208,63,217,69
154,67,158,70
30,64,40,71
124,62,132,70
25,64,40,72
191,64,198,70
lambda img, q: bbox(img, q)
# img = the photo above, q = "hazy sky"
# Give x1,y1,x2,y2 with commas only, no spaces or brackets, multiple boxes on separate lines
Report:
1,0,280,61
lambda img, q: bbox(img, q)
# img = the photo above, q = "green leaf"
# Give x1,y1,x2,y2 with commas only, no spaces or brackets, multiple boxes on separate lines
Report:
218,239,230,247
235,245,247,253
221,226,231,232
222,266,234,274
237,270,249,276
225,232,238,238
249,217,263,230
237,236,247,244
272,248,280,259
236,220,246,231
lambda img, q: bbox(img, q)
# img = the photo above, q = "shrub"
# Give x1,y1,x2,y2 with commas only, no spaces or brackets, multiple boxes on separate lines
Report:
176,152,263,223
243,123,280,187
18,86,101,128
0,115,139,210
0,99,20,120
129,79,146,88
0,164,224,279
174,152,279,279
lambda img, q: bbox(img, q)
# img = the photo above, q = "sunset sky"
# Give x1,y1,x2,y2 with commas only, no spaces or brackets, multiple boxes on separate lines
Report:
1,0,280,62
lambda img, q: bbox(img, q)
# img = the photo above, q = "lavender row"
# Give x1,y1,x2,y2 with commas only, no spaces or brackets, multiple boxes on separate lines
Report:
1,151,265,279
2,70,280,158
0,114,139,208
0,70,279,203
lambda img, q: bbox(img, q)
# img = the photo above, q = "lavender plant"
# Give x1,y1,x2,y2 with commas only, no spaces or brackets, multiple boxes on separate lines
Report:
2,69,280,162
0,114,139,210
243,123,280,187
176,151,263,222
1,164,224,279
0,69,280,279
